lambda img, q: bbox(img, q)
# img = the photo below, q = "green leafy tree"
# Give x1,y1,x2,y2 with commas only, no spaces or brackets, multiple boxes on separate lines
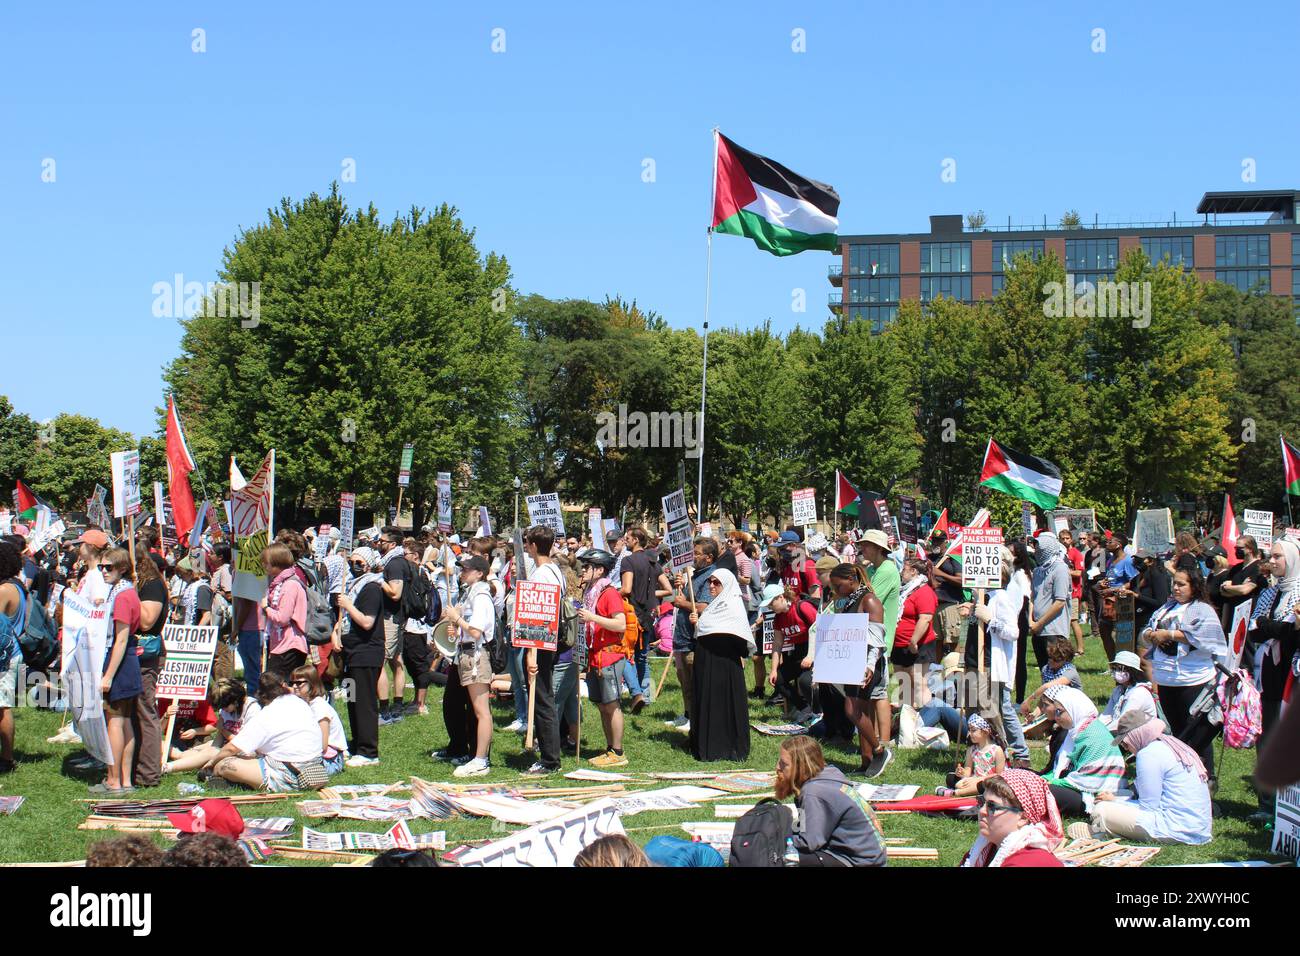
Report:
24,414,136,513
0,396,40,492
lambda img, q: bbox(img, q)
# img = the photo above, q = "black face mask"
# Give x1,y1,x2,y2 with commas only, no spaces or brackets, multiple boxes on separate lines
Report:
1234,547,1245,560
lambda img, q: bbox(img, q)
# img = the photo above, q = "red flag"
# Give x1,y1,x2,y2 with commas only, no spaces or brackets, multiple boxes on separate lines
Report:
166,395,198,542
1221,493,1241,567
932,508,949,537
834,470,861,513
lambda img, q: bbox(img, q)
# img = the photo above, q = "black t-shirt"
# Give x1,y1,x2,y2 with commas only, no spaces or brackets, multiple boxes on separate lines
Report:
1224,559,1267,612
621,549,659,617
138,578,169,637
933,557,964,605
382,556,412,622
343,581,386,668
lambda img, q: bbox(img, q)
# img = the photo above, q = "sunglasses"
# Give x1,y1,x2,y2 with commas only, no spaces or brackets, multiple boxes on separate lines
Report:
97,563,115,572
976,796,1019,816
707,578,722,587
291,679,311,687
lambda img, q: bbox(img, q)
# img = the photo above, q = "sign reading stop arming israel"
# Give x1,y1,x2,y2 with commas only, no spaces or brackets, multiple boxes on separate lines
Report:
961,528,1005,590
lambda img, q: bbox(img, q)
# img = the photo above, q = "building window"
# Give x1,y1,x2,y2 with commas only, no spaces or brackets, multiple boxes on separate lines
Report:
849,243,899,276
991,274,1005,295
1066,238,1118,272
919,242,971,274
1141,236,1193,269
920,275,971,302
1070,274,1113,291
992,239,1044,272
848,305,898,333
847,277,899,304
1292,233,1300,265
1215,235,1269,267
1215,269,1270,293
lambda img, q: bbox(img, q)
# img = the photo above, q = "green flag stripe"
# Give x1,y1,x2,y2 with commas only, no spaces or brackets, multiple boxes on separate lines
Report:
981,473,1060,510
715,209,838,257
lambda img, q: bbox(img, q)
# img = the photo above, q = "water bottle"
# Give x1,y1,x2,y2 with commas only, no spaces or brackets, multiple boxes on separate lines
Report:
783,836,799,867
178,782,205,795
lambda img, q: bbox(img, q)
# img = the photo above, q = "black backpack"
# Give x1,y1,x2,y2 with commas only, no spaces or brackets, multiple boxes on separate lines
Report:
728,798,794,867
10,581,58,673
402,567,432,623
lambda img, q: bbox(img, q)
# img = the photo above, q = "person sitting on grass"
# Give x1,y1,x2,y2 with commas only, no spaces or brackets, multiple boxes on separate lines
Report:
85,833,165,867
1019,635,1082,722
161,679,260,776
290,664,348,776
1039,685,1127,817
208,672,327,792
1089,709,1212,845
1098,651,1158,728
935,714,1005,797
960,770,1064,868
158,695,219,757
775,736,888,867
574,834,653,868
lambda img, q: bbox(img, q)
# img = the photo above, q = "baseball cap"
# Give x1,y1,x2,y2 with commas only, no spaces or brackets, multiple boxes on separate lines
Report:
1133,548,1154,561
814,555,838,572
1109,651,1143,671
776,530,801,546
859,529,890,550
448,534,463,545
757,583,785,609
458,554,489,574
74,529,110,548
165,798,245,839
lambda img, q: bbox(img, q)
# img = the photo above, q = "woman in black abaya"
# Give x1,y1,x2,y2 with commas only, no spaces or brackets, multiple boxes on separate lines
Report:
690,568,753,762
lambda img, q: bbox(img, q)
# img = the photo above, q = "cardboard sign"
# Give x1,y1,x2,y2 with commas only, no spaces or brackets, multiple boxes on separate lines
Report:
398,443,414,487
156,624,219,700
451,797,626,868
87,485,111,530
874,499,896,548
898,496,917,544
805,532,829,554
313,526,330,561
1132,508,1174,554
1226,599,1252,672
61,588,113,764
1272,783,1300,863
511,580,561,651
664,518,694,571
110,449,142,518
1243,509,1273,549
588,508,603,546
761,610,774,656
662,490,688,526
525,493,566,537
153,482,167,528
1021,502,1035,538
961,529,1005,590
698,521,713,539
811,613,874,686
1112,592,1136,656
436,472,452,533
29,518,66,553
0,509,10,536
339,492,355,548
231,451,274,601
1286,527,1300,544
478,506,492,537
1052,508,1096,534
791,488,817,525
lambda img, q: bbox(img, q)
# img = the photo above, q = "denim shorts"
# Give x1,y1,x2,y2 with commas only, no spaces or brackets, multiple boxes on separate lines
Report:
586,665,621,705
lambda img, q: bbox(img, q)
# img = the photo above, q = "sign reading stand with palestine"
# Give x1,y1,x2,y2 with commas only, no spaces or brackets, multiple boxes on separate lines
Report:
511,580,561,651
525,493,566,537
662,489,693,572
961,528,1005,590
791,488,817,525
156,624,219,700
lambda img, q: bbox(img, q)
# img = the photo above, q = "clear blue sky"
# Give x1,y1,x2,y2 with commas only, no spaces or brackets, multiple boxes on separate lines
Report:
3,1,1295,437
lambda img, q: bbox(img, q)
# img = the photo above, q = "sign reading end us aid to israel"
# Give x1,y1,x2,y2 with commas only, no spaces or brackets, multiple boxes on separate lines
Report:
156,624,219,700
811,613,873,686
961,528,1005,590
791,488,817,525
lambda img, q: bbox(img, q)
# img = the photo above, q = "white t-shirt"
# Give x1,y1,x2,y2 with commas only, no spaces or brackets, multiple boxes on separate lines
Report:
219,698,261,741
230,694,321,763
457,583,496,649
309,695,348,755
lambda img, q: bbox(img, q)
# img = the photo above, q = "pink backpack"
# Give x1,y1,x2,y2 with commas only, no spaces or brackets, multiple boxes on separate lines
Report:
1217,670,1262,749
655,607,675,654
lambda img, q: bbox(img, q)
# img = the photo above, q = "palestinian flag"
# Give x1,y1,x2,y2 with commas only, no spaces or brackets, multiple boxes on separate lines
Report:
942,509,991,562
979,440,1063,510
712,133,840,257
1221,493,1241,568
924,507,950,543
13,480,44,521
1282,436,1300,496
835,470,861,515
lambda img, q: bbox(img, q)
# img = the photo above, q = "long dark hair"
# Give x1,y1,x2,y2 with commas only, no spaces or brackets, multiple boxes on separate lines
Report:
1174,567,1209,604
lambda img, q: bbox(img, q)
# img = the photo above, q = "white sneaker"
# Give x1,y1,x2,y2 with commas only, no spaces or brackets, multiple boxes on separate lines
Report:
505,719,527,734
453,757,491,777
450,755,472,767
345,755,379,768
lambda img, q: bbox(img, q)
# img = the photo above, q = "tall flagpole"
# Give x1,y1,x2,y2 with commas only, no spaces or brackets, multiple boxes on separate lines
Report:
697,127,719,524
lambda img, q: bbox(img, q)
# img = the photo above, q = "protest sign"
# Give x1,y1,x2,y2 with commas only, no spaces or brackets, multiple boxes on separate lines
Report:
511,580,562,651
662,490,688,526
478,506,492,537
1052,508,1096,534
805,531,829,554
698,521,713,538
0,509,10,536
1113,592,1136,656
1021,502,1035,538
525,492,566,537
661,489,693,571
1286,527,1300,544
1243,509,1273,549
29,518,66,553
60,588,112,764
451,798,625,867
156,624,219,700
791,487,817,525
811,613,873,686
961,529,1005,590
873,499,896,548
588,508,602,545
153,482,166,527
603,518,618,537
761,610,774,656
313,526,331,561
110,449,141,518
1226,599,1252,672
339,492,355,548
1132,508,1174,554
398,443,413,487
231,450,274,601
436,472,452,533
898,495,917,544
87,484,111,530
1273,784,1300,862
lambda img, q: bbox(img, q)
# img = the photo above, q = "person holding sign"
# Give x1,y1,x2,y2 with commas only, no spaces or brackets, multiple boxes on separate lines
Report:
761,584,817,721
577,549,630,767
521,526,564,776
93,548,143,794
825,564,890,777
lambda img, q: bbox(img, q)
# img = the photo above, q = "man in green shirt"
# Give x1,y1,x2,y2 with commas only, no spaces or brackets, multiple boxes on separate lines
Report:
859,529,899,744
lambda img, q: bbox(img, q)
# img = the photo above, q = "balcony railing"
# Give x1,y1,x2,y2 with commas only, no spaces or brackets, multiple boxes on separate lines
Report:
964,215,1293,233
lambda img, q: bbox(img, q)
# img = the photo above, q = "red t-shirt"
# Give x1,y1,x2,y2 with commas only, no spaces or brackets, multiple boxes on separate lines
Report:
112,588,141,635
780,559,819,599
589,585,629,669
1000,847,1064,868
773,600,818,652
895,584,938,648
1066,547,1084,599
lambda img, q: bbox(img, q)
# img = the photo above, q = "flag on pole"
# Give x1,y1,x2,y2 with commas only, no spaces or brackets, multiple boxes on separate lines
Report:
230,456,247,493
712,133,840,257
1282,436,1300,496
979,439,1063,510
13,480,42,520
834,470,861,515
166,395,199,542
924,507,950,543
1221,493,1241,568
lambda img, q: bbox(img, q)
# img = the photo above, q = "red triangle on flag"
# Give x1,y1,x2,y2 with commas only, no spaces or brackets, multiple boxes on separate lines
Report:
834,470,861,513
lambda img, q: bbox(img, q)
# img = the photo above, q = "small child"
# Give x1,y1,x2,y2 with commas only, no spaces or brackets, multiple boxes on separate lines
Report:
936,715,1005,796
1019,636,1082,720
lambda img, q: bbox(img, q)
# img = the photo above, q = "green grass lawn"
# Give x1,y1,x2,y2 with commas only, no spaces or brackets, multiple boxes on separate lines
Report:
0,627,1281,866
